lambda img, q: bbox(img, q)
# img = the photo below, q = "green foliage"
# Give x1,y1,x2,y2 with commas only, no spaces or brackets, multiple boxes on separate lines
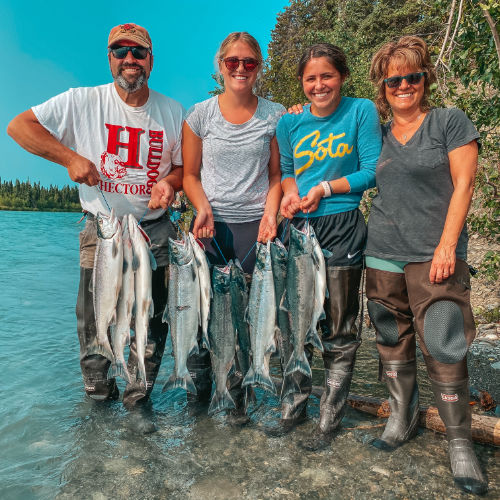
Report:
478,250,500,282
0,178,80,212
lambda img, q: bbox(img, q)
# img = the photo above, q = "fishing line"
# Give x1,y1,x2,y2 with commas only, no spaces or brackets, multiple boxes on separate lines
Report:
138,206,149,226
211,237,228,266
96,185,112,212
240,241,257,266
167,207,183,238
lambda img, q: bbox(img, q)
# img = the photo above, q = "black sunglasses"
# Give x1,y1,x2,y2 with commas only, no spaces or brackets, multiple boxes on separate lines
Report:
221,57,259,72
109,45,151,60
384,72,426,88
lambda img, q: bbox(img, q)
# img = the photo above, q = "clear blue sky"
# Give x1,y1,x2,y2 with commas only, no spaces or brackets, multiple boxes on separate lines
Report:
1,0,289,187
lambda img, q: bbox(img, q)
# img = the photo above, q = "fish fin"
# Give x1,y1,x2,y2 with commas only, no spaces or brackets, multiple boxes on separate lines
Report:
325,285,329,299
149,249,157,271
137,364,148,386
306,327,324,352
162,371,197,395
208,389,235,416
283,351,312,379
110,360,132,383
243,306,249,324
201,332,210,350
86,339,115,364
279,291,289,312
280,372,302,400
242,367,276,395
188,342,199,358
122,258,128,274
311,248,319,268
148,300,154,319
112,239,119,258
322,249,333,259
162,305,169,324
265,333,277,354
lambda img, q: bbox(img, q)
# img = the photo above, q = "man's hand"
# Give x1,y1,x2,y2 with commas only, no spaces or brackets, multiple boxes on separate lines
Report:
257,212,277,243
67,155,101,186
192,208,214,239
300,185,322,213
149,179,175,209
280,191,302,219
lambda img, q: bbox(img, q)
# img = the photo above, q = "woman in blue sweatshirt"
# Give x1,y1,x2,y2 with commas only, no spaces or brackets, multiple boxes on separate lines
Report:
274,43,381,450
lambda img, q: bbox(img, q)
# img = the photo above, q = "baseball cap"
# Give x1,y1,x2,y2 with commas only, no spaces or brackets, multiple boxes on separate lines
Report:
108,23,152,50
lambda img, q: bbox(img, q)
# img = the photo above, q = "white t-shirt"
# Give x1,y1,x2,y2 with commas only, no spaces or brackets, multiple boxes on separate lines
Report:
32,83,184,221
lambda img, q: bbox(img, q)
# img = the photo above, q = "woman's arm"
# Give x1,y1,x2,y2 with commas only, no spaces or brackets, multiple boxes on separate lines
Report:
429,140,478,284
258,137,282,242
280,177,302,219
181,122,214,239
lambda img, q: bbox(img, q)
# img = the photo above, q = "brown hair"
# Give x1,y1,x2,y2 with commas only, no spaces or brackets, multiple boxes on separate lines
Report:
216,32,263,66
369,36,436,120
297,43,350,80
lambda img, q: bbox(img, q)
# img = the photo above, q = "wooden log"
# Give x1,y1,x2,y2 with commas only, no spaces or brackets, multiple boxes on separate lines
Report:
271,377,500,446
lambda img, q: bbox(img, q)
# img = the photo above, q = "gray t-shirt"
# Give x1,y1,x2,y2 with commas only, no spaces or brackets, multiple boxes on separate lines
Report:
366,107,480,262
186,96,285,223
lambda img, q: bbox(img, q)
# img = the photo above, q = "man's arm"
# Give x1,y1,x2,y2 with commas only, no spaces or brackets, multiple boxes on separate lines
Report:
7,109,100,186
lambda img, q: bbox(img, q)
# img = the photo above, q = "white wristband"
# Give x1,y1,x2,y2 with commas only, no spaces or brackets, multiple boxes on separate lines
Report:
321,181,332,198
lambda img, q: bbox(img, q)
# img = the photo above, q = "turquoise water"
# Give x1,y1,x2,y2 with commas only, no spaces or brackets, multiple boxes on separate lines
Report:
0,211,498,499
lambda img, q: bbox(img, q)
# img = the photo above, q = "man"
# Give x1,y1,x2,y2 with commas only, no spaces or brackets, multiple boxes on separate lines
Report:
7,23,183,409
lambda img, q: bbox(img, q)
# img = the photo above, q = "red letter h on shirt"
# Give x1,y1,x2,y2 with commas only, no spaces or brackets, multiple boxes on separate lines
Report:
105,124,145,169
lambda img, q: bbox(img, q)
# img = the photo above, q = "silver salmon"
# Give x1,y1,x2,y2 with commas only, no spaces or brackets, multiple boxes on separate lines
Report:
242,242,277,395
208,264,237,415
90,208,122,363
128,214,156,385
189,233,211,350
162,235,200,394
281,224,323,386
110,215,134,382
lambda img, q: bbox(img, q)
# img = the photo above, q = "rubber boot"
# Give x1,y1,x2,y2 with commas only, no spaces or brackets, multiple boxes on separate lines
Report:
372,359,420,451
123,266,168,409
299,266,361,451
431,378,488,496
186,347,213,415
266,345,313,438
77,267,119,401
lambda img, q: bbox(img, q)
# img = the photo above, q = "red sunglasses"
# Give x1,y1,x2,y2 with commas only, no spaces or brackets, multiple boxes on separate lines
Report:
221,57,259,72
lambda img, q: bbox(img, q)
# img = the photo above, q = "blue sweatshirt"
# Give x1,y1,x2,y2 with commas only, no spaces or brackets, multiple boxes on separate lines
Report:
276,97,382,217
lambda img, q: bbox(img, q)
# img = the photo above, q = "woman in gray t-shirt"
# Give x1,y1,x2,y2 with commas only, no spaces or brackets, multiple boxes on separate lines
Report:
181,32,285,423
365,36,486,495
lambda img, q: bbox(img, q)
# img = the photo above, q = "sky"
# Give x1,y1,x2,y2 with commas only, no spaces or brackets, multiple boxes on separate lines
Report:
1,0,290,187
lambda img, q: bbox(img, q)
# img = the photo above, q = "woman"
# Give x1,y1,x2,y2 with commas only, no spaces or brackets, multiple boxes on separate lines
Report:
365,36,487,495
182,32,284,421
274,43,382,450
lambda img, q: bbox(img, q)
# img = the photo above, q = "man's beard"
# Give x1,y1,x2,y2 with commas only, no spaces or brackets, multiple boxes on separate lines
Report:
114,64,147,93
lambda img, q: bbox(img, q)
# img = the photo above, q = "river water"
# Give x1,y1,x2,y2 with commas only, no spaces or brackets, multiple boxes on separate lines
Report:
0,211,498,499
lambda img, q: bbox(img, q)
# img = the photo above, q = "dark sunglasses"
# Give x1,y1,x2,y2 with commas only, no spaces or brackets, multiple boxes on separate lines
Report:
222,57,259,72
384,72,426,88
109,45,151,60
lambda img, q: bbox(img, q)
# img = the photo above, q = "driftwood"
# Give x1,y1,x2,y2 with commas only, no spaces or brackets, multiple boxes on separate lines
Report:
271,377,500,447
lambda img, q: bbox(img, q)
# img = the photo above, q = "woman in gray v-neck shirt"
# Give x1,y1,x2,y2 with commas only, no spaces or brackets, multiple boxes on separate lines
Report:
365,35,486,495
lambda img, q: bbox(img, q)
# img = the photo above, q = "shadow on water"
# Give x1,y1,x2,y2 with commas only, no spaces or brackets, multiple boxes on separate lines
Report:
0,212,498,500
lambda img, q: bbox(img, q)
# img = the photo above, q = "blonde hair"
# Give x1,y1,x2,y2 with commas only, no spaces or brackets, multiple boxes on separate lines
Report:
215,32,263,82
370,36,436,120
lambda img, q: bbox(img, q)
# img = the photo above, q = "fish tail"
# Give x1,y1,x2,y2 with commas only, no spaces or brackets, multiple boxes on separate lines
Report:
244,385,256,408
306,327,324,352
110,359,132,383
162,372,197,395
201,330,210,350
86,339,115,363
208,389,236,416
137,361,147,386
283,351,312,378
242,367,276,395
280,372,302,400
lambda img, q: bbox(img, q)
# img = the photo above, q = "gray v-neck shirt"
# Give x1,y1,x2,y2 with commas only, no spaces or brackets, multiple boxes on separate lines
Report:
366,107,479,262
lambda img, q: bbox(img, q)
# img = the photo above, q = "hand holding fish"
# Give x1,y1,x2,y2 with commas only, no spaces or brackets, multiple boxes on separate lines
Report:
300,184,323,213
193,207,214,239
280,191,302,219
67,154,100,186
148,178,175,209
257,211,277,243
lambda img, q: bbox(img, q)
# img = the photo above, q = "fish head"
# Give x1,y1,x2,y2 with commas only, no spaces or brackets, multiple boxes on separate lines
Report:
168,236,192,266
96,210,120,239
230,259,247,291
212,264,231,293
289,223,313,255
270,238,288,262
